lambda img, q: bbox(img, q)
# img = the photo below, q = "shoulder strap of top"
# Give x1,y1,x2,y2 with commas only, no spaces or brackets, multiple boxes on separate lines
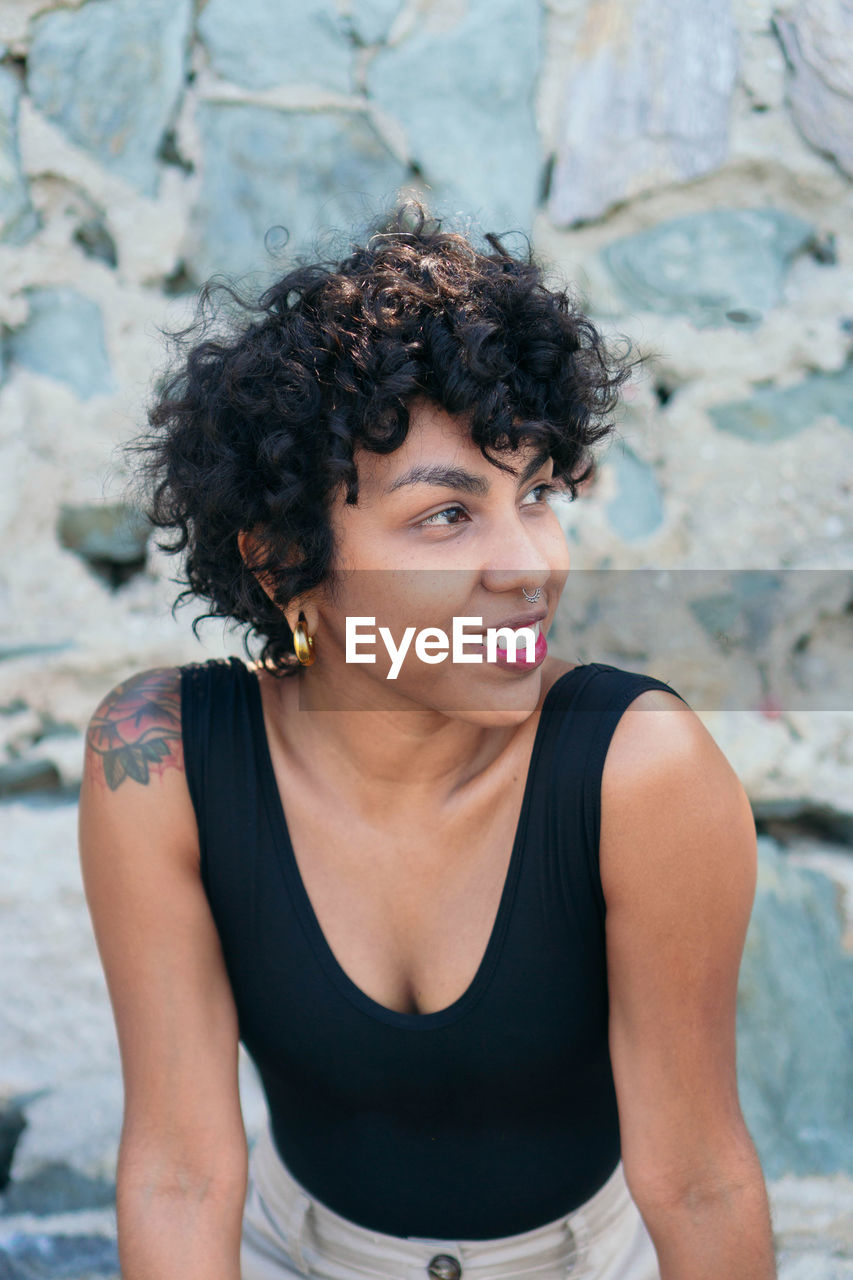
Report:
180,656,256,892
547,662,691,923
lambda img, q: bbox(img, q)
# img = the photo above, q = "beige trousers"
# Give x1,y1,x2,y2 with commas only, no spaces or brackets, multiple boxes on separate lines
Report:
241,1120,662,1280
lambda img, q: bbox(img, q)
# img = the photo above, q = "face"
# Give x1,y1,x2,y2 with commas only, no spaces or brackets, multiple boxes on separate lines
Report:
284,397,571,723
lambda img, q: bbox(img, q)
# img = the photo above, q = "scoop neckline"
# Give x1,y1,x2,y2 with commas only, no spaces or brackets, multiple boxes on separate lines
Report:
242,661,583,1030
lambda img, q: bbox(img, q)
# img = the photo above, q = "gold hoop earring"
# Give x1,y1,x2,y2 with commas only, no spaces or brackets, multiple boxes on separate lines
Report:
292,614,316,666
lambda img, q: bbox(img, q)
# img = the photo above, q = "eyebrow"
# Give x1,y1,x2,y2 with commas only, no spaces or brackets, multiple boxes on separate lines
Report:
384,448,553,498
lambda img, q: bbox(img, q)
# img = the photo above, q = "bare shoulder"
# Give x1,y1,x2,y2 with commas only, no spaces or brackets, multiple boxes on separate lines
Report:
602,684,695,777
602,684,734,788
84,666,184,793
599,687,756,911
81,665,199,870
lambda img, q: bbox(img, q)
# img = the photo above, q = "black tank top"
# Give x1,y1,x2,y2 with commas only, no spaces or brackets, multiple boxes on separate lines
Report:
180,656,689,1240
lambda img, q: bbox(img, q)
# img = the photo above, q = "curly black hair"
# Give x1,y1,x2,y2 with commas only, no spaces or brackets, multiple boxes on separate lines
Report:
127,197,650,675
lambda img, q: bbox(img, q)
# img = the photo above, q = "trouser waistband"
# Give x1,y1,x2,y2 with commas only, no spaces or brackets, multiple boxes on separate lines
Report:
246,1120,640,1279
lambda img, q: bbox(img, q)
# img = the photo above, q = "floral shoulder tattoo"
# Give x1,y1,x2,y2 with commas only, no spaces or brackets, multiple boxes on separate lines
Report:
86,668,184,791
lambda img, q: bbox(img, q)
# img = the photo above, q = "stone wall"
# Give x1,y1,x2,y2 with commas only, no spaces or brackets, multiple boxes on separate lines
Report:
1,1,852,1275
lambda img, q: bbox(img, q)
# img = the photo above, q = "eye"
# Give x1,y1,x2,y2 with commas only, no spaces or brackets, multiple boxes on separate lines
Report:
523,481,558,505
418,482,558,528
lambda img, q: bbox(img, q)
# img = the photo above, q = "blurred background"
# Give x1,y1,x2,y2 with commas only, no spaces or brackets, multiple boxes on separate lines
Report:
1,0,852,1275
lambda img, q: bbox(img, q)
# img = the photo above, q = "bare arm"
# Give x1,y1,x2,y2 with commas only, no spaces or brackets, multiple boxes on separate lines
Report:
79,667,248,1280
600,689,776,1280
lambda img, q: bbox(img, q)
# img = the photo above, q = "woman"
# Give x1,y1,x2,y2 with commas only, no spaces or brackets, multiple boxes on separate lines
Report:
78,200,777,1279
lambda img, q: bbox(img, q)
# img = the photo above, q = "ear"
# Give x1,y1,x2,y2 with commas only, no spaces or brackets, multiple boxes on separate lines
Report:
238,528,309,634
237,528,279,605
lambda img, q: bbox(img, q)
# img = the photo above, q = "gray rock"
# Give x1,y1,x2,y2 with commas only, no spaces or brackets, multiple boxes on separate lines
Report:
552,568,853,714
1,1164,114,1216
685,569,853,713
0,643,76,665
27,0,193,197
778,1246,853,1278
604,442,665,540
736,836,853,1176
708,359,853,441
184,104,409,284
0,1102,26,1190
754,801,853,846
0,66,39,245
346,0,403,46
0,1230,118,1278
7,289,115,401
775,0,853,180
790,603,853,719
689,572,787,651
198,0,352,92
367,0,543,236
0,759,61,799
72,216,118,269
548,0,737,227
56,503,152,567
599,208,816,328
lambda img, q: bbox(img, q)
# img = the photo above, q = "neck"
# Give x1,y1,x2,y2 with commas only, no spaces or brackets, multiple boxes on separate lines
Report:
266,659,554,822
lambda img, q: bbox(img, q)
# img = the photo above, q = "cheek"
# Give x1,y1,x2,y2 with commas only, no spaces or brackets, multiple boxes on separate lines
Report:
329,571,458,636
380,581,465,633
543,515,571,568
553,538,571,574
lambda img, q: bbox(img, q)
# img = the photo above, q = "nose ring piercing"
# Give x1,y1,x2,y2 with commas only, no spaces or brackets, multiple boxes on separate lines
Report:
522,587,541,603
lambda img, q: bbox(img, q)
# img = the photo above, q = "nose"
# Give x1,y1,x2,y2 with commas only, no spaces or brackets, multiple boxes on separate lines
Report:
480,516,552,595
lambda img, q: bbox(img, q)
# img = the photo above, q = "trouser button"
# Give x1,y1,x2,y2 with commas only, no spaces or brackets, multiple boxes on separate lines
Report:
427,1254,462,1279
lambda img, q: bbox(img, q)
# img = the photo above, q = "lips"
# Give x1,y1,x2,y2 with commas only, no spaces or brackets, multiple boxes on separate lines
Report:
468,617,548,667
471,614,545,648
489,609,547,632
493,618,542,652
